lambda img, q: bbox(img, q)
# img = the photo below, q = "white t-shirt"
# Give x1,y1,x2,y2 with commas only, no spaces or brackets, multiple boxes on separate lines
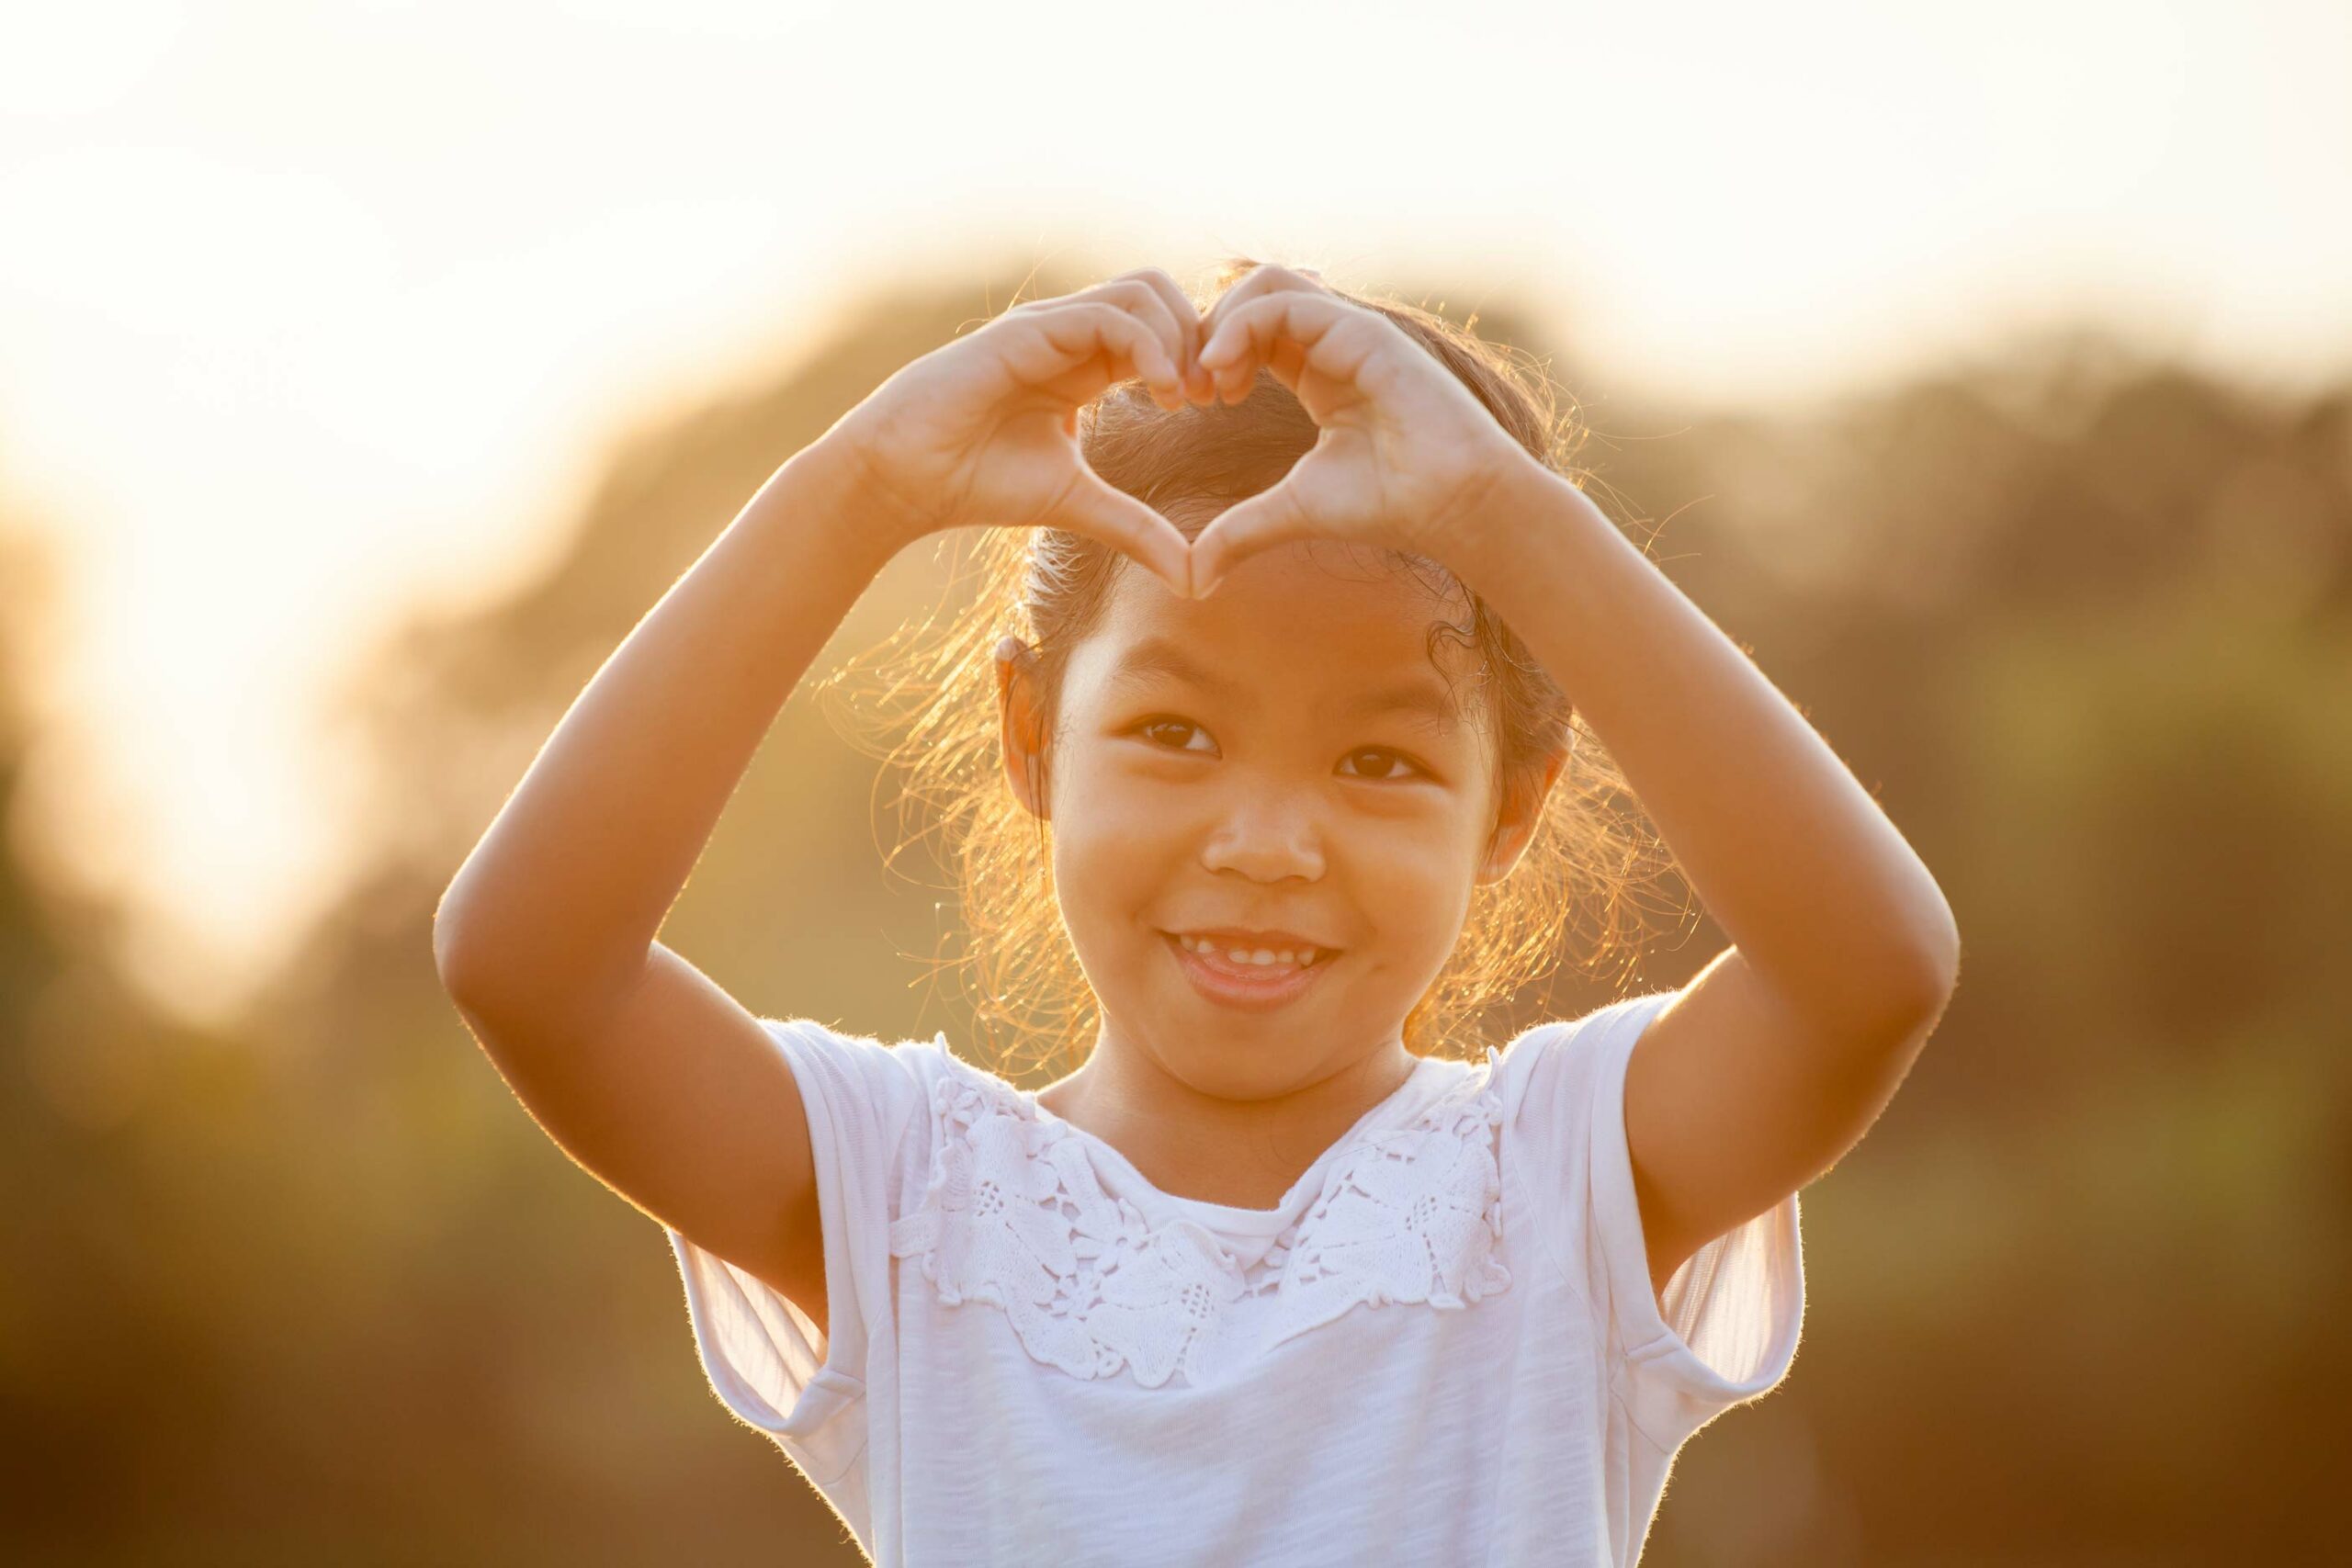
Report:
665,990,1805,1566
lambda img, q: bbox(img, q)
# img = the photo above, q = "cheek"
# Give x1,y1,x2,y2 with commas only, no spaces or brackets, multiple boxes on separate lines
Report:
1046,757,1170,906
1050,749,1153,839
1361,827,1481,926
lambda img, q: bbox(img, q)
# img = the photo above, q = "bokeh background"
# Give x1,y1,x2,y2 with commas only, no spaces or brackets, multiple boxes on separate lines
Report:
4,2,2348,1562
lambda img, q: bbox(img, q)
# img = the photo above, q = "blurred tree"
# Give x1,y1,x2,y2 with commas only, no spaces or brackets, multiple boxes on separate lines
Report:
4,276,2346,1563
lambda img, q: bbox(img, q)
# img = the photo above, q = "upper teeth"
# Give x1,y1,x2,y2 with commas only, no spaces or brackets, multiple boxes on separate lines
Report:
1178,933,1320,966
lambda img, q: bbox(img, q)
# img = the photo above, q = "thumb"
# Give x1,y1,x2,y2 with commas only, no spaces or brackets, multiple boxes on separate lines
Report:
1188,480,1312,599
1050,465,1193,599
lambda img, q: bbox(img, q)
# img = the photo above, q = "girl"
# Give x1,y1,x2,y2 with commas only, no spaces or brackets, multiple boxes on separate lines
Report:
434,261,1960,1565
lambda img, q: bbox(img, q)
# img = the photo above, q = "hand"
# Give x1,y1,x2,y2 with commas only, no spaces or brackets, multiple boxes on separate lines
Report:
824,268,1214,595
1185,265,1535,597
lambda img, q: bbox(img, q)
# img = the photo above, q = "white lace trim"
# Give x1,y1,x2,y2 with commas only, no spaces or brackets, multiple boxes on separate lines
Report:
886,1051,1512,1389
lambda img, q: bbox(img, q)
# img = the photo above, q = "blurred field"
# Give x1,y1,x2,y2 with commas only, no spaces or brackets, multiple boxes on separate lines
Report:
2,269,2346,1565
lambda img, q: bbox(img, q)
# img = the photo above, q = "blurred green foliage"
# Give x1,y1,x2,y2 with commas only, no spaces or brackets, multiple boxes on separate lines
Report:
2,270,2346,1564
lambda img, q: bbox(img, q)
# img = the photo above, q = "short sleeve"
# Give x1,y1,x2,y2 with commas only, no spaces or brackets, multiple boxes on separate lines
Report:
1495,990,1806,1452
664,1017,935,1486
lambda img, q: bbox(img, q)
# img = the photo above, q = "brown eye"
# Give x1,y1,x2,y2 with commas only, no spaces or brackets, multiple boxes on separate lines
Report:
1340,748,1428,783
1132,717,1215,754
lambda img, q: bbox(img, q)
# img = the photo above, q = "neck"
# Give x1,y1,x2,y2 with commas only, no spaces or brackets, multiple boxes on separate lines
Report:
1037,1029,1420,1212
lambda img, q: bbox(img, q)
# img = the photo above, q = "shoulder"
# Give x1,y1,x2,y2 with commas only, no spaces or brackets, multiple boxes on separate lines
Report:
753,1016,968,1126
1487,991,1681,1128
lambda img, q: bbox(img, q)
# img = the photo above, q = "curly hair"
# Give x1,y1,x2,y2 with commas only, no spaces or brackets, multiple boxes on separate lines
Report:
814,259,1682,1081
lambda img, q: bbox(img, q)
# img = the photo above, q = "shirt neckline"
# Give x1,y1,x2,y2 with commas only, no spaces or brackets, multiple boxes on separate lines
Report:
1018,1053,1476,1237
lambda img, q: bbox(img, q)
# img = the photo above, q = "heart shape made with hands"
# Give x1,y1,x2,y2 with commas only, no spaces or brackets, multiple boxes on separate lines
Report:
1076,263,1522,604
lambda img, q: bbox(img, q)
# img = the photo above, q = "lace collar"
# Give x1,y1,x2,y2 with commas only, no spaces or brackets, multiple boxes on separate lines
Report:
887,1048,1513,1390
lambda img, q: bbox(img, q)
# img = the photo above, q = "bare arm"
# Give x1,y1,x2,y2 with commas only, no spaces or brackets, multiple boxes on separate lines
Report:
434,434,905,1317
432,269,1205,1327
1455,458,1960,1304
1176,268,1959,1318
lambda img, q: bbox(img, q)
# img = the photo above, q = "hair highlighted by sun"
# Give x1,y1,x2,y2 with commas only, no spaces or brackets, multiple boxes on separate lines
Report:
815,259,1685,1081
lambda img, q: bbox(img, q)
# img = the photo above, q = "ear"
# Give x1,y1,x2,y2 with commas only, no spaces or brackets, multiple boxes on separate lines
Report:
994,636,1052,821
1475,743,1567,886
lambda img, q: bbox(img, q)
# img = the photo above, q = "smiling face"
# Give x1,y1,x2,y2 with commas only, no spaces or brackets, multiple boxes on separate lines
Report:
997,536,1560,1103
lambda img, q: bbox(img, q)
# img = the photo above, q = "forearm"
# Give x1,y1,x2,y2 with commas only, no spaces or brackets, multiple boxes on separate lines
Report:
1453,457,1961,1028
434,434,908,1024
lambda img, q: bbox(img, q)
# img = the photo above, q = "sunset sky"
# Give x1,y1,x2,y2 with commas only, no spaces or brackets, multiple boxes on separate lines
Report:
3,0,2347,1028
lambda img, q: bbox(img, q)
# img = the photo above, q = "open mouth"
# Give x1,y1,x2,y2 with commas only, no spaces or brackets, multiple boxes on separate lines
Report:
1158,930,1340,1010
1168,930,1329,973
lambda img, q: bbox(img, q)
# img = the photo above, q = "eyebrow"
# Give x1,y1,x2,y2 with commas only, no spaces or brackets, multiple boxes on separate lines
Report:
1105,635,1463,733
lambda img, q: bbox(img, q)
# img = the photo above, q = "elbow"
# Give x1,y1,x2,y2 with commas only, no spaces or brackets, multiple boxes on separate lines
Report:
432,874,524,1002
1821,893,1961,1040
431,886,512,1005
1826,932,1958,1082
432,908,489,1003
430,897,650,1043
430,872,479,983
1879,905,1962,1030
1910,895,1963,998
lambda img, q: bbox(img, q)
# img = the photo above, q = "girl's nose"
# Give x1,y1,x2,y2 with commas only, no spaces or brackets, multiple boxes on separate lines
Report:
1198,798,1327,883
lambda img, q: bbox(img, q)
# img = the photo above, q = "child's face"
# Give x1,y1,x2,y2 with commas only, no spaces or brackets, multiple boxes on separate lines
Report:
999,537,1557,1098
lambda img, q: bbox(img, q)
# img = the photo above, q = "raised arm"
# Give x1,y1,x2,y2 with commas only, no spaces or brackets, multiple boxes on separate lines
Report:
433,435,906,1321
1176,266,1962,1318
432,268,1207,1326
1454,457,1962,1309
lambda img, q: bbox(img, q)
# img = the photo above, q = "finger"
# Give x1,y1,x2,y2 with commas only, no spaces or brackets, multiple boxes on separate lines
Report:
1196,261,1325,347
1088,274,1195,411
1010,301,1185,406
1197,291,1375,406
1187,479,1317,599
1105,268,1214,404
1047,465,1194,598
1204,262,1336,392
